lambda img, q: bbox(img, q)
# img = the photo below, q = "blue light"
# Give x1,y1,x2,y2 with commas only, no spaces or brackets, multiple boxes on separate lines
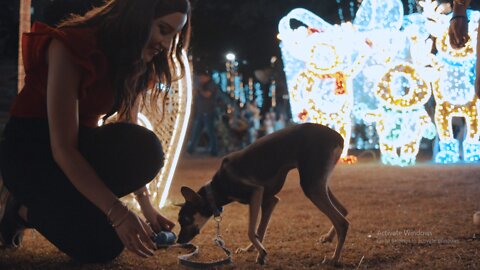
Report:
278,0,480,165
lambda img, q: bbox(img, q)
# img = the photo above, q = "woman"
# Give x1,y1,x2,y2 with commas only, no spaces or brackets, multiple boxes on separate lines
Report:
0,0,190,263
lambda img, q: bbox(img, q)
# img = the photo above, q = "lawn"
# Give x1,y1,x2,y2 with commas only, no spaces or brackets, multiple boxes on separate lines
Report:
1,155,479,269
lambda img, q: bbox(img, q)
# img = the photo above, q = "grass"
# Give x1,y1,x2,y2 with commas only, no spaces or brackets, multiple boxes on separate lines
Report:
1,155,479,269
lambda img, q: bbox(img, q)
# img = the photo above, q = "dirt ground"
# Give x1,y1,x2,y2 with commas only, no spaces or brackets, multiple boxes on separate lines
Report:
0,154,479,270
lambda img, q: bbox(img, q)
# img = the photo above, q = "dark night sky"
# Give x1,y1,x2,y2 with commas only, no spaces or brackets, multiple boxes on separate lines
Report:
1,0,348,70
187,0,472,75
189,0,358,75
2,0,479,76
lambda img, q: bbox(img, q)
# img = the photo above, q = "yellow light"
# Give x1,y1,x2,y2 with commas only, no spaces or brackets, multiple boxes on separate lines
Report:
375,64,430,108
438,31,474,59
290,42,355,158
433,28,479,163
370,63,436,166
137,113,153,130
158,50,192,208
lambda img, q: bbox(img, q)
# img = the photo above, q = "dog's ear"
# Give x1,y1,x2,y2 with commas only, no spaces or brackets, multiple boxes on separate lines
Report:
181,186,203,206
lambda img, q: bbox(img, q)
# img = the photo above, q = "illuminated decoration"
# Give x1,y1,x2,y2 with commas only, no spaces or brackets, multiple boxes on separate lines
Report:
341,155,357,164
278,4,378,160
350,0,414,145
361,11,439,166
366,63,436,166
407,0,418,14
254,82,264,108
353,0,404,31
336,0,345,22
421,5,480,163
104,51,192,210
149,51,192,208
279,0,480,165
280,1,412,160
349,0,355,19
137,113,153,130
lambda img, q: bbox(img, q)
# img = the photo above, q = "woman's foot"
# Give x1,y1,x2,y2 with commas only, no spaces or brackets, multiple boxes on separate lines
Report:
0,186,26,249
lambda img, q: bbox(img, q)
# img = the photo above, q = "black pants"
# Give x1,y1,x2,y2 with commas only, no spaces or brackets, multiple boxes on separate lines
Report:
0,117,164,263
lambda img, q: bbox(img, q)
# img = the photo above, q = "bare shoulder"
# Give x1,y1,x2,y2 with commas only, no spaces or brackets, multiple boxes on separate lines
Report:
46,38,82,100
46,39,80,71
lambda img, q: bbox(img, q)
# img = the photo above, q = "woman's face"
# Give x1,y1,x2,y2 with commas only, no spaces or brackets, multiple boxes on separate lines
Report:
143,12,187,62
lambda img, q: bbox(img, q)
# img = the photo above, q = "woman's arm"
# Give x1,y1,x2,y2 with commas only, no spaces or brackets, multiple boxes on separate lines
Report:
46,39,155,257
46,39,118,214
134,186,175,232
449,0,471,48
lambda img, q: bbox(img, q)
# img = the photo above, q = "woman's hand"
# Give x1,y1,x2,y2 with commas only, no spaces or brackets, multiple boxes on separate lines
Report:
141,202,175,233
449,17,469,49
109,202,156,258
134,187,175,233
449,2,470,49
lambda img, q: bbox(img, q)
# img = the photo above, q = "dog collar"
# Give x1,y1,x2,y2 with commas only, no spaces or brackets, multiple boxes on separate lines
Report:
205,182,223,217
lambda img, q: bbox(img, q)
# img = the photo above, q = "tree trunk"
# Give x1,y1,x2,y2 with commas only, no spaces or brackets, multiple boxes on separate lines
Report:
18,0,31,93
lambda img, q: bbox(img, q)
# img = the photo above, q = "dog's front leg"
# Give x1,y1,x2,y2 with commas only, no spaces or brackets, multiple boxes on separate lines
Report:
237,195,279,254
248,186,268,265
257,195,279,242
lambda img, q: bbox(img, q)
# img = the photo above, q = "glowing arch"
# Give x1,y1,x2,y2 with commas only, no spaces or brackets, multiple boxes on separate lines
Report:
122,51,192,210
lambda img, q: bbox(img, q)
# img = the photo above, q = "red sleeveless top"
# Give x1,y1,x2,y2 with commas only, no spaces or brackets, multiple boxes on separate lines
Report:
10,22,114,127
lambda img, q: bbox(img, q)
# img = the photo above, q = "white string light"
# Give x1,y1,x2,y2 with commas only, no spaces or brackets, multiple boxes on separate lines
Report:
278,0,480,166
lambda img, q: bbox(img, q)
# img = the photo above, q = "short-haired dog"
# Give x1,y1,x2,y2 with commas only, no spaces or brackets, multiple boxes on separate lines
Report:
177,123,348,265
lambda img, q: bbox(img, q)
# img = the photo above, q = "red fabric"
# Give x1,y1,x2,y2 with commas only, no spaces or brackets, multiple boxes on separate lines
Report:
10,22,114,127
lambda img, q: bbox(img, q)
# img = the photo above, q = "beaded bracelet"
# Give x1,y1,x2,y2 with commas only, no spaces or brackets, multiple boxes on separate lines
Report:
112,207,130,228
450,15,469,22
106,199,123,220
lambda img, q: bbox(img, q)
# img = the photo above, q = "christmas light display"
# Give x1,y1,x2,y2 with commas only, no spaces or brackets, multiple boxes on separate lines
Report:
363,11,441,166
279,8,371,159
366,64,436,166
336,0,345,22
254,82,264,108
278,0,480,165
432,12,480,163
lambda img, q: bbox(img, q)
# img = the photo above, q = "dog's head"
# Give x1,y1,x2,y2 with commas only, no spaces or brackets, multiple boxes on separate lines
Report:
177,186,212,243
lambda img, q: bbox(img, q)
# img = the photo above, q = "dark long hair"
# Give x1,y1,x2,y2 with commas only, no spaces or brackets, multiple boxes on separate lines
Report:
58,0,191,121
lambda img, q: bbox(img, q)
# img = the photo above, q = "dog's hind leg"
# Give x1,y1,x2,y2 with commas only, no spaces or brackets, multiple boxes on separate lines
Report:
320,188,348,244
299,149,348,265
237,195,279,254
303,183,349,265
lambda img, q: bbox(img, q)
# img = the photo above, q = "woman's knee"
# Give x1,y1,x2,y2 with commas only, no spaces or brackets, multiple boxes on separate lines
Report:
122,124,164,180
81,122,164,181
71,243,123,263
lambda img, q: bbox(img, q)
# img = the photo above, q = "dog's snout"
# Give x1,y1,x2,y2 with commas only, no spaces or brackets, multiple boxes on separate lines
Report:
177,231,192,244
177,227,199,244
177,235,189,244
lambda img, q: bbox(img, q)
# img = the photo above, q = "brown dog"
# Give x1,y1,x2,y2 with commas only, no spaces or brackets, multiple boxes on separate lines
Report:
177,123,348,265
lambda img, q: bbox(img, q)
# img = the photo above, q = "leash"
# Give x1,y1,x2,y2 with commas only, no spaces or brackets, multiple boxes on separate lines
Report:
177,216,232,268
176,183,233,268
